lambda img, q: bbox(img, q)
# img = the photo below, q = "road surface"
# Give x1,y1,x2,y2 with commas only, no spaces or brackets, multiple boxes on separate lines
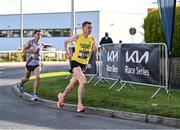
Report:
0,63,173,129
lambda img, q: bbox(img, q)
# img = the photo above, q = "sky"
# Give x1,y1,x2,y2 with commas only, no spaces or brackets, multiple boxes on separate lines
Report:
0,0,157,15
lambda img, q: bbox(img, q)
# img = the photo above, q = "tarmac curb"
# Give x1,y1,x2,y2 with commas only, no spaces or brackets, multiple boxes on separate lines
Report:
13,85,180,128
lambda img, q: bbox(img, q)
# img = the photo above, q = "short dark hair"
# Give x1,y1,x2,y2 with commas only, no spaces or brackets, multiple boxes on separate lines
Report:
105,32,108,36
82,21,92,27
33,29,41,35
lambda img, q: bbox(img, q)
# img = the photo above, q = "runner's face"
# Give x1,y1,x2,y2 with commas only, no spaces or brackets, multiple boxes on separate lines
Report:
34,32,42,41
83,24,92,35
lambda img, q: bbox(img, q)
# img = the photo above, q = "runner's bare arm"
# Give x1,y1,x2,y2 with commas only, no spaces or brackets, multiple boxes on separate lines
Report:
22,40,36,53
64,35,78,53
22,40,32,53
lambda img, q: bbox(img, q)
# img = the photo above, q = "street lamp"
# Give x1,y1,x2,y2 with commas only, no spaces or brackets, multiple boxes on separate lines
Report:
71,0,75,36
68,0,75,55
20,0,23,50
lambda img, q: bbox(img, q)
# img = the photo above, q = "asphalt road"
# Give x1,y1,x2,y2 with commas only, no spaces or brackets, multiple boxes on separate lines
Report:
0,63,173,129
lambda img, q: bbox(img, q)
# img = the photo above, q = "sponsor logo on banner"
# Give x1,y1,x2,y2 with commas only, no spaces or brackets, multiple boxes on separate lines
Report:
121,44,160,85
106,51,118,73
126,51,149,63
100,45,121,79
100,44,160,85
125,50,150,76
107,51,118,62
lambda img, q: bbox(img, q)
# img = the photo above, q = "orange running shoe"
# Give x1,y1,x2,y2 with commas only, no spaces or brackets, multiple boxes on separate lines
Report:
77,104,85,112
57,93,64,108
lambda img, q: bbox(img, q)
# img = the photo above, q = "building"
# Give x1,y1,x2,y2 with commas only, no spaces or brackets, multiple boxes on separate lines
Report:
0,11,145,51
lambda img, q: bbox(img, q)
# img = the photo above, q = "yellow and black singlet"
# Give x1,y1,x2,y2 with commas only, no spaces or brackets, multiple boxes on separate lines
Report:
71,33,94,64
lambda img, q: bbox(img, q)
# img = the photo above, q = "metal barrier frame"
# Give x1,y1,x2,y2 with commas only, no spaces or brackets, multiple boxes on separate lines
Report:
97,43,168,98
86,51,103,85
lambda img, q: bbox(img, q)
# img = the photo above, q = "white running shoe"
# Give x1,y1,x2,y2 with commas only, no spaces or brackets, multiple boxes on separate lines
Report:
31,93,38,101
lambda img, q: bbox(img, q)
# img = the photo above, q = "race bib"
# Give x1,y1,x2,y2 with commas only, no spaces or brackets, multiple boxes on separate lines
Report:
78,50,89,59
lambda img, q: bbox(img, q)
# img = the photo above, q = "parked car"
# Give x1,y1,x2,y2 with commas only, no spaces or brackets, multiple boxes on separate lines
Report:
42,44,56,51
42,44,56,58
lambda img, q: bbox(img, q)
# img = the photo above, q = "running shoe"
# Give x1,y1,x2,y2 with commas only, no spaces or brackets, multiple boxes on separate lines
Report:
57,93,64,108
77,104,85,112
16,81,24,96
31,93,38,101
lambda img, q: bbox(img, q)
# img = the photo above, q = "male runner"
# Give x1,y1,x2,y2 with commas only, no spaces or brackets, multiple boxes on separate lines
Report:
57,21,96,112
17,29,43,101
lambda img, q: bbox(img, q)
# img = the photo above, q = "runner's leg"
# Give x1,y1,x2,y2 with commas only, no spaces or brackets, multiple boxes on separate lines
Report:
33,66,40,94
62,75,78,98
21,67,31,85
73,67,86,106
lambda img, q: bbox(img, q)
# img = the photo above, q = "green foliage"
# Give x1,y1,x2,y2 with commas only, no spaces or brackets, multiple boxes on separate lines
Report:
0,53,65,62
10,52,24,62
143,10,165,43
42,56,65,61
0,57,7,62
143,7,180,57
173,7,180,57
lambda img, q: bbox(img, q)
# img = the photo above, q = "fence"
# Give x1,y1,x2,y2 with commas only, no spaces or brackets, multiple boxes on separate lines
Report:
85,43,169,98
169,57,180,88
0,51,66,62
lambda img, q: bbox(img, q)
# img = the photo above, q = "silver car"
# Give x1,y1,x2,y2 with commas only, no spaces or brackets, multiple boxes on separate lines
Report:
42,44,56,51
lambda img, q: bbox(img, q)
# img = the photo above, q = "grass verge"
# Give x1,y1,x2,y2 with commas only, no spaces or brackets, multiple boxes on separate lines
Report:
24,71,180,118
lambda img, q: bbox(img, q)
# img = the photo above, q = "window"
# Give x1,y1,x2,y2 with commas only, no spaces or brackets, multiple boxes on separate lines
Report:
46,29,62,37
44,29,70,37
0,30,7,37
0,30,20,37
26,30,34,37
63,29,71,37
7,30,13,37
23,30,27,37
0,28,71,38
23,29,34,37
13,30,20,37
52,29,63,37
46,29,53,37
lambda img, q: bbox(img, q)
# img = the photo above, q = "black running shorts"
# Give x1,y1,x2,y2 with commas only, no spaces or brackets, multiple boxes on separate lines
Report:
26,65,39,72
70,60,86,73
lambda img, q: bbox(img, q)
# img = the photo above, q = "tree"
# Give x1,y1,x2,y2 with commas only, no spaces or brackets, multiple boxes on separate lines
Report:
143,7,180,57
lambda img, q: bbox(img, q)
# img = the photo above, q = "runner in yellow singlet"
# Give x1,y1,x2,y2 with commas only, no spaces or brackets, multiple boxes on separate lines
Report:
57,21,97,112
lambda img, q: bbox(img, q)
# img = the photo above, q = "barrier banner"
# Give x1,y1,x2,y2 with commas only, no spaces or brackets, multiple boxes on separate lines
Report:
99,44,121,79
120,44,160,85
85,51,97,75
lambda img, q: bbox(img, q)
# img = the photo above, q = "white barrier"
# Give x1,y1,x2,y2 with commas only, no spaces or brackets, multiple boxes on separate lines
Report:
0,51,66,62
